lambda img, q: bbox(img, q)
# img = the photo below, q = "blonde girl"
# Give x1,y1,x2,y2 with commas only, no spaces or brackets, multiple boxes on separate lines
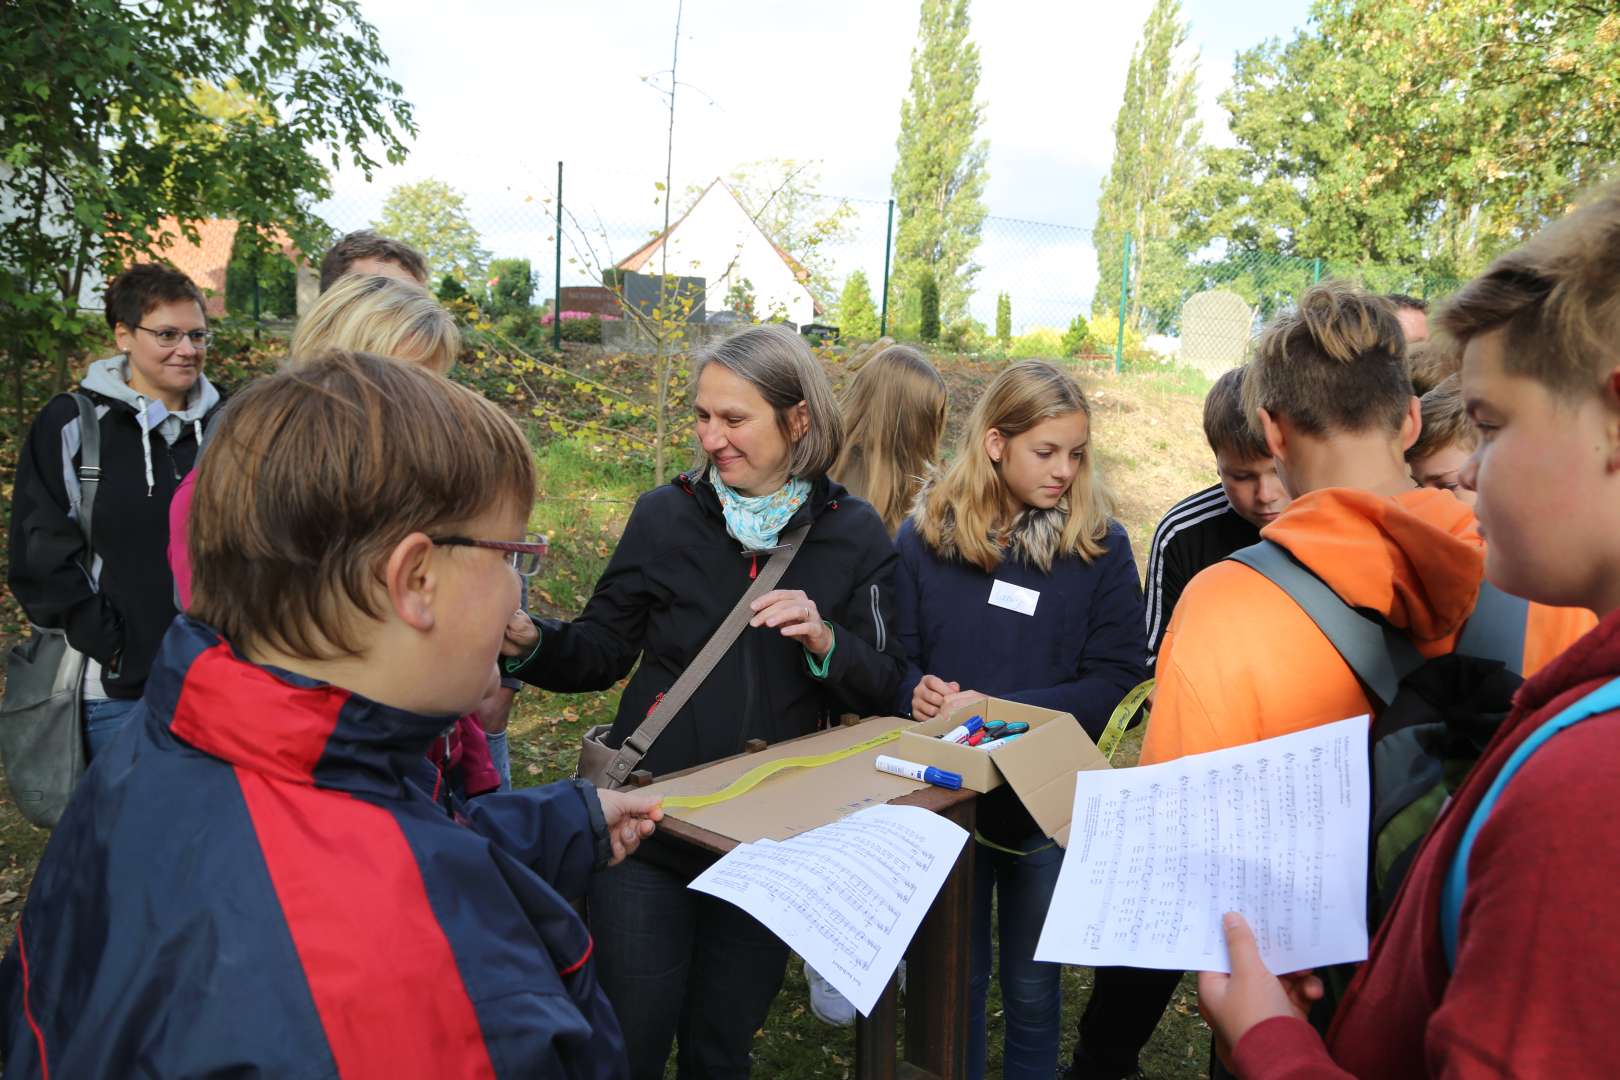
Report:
831,344,948,535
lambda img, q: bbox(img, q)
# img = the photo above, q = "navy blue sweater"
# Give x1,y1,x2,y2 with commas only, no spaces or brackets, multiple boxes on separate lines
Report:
892,518,1149,741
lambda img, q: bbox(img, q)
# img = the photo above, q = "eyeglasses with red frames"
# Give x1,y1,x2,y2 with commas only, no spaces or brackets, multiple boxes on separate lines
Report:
431,532,548,577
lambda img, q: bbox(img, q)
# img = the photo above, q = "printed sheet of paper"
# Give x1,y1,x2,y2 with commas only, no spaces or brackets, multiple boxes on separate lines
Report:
689,803,968,1016
1035,716,1370,974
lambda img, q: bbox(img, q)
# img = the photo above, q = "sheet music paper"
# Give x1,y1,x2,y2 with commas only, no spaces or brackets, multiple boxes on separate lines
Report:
1035,715,1371,974
689,804,968,1016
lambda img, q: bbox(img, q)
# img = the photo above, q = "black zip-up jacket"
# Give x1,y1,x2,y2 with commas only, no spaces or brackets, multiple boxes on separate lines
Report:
9,386,220,699
511,470,907,777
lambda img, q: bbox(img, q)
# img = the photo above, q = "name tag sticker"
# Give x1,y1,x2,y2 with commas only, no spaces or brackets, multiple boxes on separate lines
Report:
988,579,1040,616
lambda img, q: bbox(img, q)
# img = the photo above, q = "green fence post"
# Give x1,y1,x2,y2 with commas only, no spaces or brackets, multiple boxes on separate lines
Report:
879,198,895,337
553,161,564,352
1113,233,1132,374
1312,257,1322,284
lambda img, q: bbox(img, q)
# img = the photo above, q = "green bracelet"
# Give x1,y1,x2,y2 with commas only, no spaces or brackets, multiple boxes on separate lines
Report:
804,626,836,678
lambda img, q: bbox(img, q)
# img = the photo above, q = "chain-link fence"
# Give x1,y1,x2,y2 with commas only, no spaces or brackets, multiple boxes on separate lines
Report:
141,157,1463,373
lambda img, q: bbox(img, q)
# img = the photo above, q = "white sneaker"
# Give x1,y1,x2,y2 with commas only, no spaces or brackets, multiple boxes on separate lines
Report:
805,962,857,1027
804,960,906,1026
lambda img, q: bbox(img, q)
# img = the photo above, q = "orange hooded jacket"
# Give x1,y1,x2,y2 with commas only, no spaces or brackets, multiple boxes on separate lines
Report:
1140,487,1597,765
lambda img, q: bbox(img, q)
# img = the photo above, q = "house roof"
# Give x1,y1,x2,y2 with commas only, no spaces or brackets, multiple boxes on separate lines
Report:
615,179,814,288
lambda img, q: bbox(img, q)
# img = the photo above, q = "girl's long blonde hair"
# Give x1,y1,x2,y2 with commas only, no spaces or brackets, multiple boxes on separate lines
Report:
288,274,461,375
914,359,1112,572
831,345,948,535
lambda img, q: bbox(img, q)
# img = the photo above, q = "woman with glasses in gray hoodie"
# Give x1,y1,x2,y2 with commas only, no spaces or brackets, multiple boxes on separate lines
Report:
9,263,223,760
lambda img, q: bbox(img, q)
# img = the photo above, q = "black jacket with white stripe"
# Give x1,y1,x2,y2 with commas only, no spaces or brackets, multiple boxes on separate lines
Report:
510,470,906,778
1142,483,1259,665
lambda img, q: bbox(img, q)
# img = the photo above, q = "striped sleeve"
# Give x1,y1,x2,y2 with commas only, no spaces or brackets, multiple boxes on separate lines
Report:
1143,485,1230,664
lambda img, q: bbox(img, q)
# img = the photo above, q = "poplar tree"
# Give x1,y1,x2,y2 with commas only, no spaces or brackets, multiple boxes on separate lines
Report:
1092,0,1202,329
891,0,989,326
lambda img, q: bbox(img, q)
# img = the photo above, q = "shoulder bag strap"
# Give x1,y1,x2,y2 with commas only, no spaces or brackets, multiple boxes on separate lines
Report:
1454,580,1528,675
600,521,815,787
1228,540,1425,707
71,393,100,558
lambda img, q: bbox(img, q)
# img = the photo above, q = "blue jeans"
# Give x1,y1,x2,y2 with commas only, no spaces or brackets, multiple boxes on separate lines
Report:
83,697,141,762
485,728,513,792
588,856,789,1080
969,830,1066,1080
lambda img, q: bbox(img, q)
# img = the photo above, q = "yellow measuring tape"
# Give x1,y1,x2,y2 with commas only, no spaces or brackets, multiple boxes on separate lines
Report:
1096,678,1155,762
660,728,905,811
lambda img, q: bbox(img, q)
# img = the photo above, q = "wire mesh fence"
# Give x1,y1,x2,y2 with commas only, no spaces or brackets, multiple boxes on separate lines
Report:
134,157,1462,373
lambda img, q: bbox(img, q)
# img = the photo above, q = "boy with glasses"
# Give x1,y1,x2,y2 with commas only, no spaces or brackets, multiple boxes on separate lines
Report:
1,351,662,1077
9,262,224,758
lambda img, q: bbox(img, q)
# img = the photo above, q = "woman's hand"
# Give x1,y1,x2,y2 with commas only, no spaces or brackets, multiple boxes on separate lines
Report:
749,589,834,656
1198,912,1324,1069
911,674,961,720
500,610,539,657
595,789,665,866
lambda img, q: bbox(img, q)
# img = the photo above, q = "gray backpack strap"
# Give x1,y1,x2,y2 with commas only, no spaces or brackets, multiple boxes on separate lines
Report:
1455,581,1527,675
599,521,815,787
70,393,100,553
1228,540,1425,707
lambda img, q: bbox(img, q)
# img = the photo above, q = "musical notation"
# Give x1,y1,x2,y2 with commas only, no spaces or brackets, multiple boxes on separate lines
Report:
1035,716,1371,975
688,804,968,1016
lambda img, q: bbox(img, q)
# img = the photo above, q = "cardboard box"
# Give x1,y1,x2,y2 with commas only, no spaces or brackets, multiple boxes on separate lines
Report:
895,696,1110,847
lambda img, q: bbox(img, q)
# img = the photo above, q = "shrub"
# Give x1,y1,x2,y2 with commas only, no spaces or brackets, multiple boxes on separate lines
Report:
995,292,1011,347
917,271,940,342
836,270,880,340
224,227,298,319
486,257,536,319
1061,313,1094,357
1008,327,1066,359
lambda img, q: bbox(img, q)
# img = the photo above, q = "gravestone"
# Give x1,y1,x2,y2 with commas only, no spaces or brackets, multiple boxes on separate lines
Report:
1179,289,1255,378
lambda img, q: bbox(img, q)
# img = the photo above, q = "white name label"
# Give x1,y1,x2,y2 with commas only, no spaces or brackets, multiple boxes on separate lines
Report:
988,579,1040,616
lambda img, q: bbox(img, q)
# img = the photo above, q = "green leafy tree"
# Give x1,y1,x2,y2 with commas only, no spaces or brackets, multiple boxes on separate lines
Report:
373,179,490,284
725,277,757,319
995,291,1011,347
485,257,535,319
1183,0,1620,283
0,0,412,424
917,272,941,342
1093,0,1202,331
891,0,989,325
224,226,298,319
836,271,880,341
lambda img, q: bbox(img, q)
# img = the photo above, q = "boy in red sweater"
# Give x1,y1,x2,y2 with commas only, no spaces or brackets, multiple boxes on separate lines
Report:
1199,181,1620,1076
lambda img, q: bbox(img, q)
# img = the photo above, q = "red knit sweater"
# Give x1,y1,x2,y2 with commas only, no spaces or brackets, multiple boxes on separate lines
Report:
1232,606,1620,1079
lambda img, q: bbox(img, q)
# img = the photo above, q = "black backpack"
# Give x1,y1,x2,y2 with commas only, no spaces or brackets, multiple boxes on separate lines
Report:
1227,540,1527,1023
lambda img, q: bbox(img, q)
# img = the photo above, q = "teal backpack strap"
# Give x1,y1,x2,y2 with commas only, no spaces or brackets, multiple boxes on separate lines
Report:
1228,541,1425,706
1440,676,1620,969
1454,580,1528,675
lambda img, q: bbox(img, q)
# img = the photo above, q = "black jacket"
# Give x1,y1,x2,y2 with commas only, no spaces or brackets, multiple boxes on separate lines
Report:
512,470,906,777
9,383,221,698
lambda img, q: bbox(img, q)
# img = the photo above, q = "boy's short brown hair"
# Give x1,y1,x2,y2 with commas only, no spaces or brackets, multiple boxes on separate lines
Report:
1202,367,1270,460
1406,375,1479,463
189,351,534,660
319,230,429,293
1242,281,1413,437
1405,338,1461,397
1435,181,1620,396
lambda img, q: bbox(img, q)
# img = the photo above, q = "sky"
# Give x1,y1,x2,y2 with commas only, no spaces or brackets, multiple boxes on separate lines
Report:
323,0,1315,327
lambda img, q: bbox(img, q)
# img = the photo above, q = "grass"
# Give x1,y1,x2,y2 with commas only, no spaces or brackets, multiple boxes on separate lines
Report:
0,356,1219,1077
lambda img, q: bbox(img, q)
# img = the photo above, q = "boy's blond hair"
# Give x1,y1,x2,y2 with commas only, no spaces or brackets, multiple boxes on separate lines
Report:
1405,338,1461,397
1202,368,1270,460
1435,181,1620,396
290,274,461,375
1242,281,1412,437
1406,375,1479,463
190,351,534,661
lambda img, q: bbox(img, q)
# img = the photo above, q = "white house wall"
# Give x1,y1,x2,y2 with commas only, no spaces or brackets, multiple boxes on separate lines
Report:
650,188,815,326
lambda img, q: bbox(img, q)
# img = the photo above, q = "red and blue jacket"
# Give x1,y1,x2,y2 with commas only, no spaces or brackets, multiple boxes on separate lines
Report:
0,617,629,1079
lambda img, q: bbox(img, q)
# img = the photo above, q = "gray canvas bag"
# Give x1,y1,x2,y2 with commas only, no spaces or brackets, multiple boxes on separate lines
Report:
1,394,101,827
576,522,812,790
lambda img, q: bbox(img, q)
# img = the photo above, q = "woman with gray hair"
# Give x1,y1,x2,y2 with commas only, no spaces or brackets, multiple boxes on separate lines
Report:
503,323,906,1079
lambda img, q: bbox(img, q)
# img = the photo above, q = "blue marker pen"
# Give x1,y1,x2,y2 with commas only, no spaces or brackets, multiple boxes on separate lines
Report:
940,714,984,744
875,755,963,790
